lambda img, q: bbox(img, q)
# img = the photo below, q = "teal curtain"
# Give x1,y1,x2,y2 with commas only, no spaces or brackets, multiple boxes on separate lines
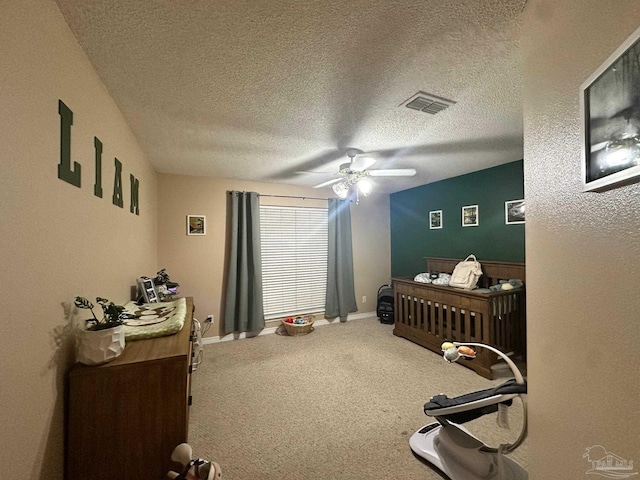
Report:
223,191,265,334
325,198,358,321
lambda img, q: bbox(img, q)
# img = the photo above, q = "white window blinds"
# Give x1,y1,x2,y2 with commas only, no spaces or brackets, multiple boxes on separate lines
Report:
260,205,328,320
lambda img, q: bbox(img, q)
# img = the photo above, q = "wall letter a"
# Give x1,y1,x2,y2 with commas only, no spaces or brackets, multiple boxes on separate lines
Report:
112,158,123,208
130,174,139,215
58,100,81,187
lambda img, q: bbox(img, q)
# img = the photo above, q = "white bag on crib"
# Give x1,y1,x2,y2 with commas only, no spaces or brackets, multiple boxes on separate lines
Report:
448,254,482,289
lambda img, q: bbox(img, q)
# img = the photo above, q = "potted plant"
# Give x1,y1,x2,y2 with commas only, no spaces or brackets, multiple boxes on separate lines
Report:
74,296,127,365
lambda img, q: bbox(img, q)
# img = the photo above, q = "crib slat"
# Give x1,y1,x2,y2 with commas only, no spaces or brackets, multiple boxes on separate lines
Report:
464,310,471,343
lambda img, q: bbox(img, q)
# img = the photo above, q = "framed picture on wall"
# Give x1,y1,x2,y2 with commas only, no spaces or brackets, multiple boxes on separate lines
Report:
505,199,525,224
429,210,443,229
462,205,478,227
581,24,640,192
187,215,206,235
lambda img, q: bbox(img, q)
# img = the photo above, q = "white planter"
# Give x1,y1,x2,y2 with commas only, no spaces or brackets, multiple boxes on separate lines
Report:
76,324,126,365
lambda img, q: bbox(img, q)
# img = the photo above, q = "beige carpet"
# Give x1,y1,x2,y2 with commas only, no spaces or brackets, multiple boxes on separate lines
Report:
189,317,527,479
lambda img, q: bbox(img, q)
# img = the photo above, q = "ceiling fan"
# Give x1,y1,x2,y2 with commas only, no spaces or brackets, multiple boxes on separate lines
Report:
311,149,417,199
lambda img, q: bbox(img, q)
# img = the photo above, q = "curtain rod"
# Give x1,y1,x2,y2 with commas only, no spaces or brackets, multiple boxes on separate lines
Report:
228,191,341,202
259,194,328,201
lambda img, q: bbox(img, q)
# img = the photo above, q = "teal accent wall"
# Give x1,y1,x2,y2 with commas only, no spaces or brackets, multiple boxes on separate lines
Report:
390,160,525,277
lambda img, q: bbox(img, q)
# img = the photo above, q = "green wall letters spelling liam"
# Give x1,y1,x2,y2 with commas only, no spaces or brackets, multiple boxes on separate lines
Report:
57,100,140,215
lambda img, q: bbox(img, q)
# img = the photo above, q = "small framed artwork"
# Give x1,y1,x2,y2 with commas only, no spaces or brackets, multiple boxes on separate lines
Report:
505,199,525,224
581,25,640,192
429,210,443,229
187,215,206,235
462,205,478,227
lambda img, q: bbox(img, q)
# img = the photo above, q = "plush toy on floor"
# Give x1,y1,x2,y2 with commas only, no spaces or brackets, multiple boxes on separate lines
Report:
167,443,222,480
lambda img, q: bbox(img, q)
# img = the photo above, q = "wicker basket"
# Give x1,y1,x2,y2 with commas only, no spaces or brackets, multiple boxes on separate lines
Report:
281,315,315,336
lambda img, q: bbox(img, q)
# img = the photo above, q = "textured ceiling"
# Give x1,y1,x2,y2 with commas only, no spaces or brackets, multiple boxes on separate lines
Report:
55,0,526,194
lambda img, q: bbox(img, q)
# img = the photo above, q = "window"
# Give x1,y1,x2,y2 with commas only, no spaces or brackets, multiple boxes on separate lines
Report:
260,205,328,320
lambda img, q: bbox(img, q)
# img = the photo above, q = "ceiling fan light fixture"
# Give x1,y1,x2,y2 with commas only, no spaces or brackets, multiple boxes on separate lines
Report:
332,182,349,199
318,149,417,199
357,178,373,196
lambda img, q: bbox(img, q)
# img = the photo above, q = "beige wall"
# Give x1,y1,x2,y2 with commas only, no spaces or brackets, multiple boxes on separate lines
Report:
522,1,640,478
158,174,390,337
0,0,158,477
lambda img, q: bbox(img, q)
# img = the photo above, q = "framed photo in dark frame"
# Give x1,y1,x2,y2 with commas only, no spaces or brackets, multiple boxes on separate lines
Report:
581,25,640,192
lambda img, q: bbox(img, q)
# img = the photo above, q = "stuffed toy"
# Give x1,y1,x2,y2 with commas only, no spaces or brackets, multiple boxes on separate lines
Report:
167,443,222,480
489,278,524,292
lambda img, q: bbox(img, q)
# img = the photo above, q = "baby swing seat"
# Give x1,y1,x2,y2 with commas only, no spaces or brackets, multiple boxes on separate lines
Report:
410,342,528,480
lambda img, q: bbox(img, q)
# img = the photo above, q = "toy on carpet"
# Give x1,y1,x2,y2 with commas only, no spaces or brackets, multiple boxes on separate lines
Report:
167,443,222,480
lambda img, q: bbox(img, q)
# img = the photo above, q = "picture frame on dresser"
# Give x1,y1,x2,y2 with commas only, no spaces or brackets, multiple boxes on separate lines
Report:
581,24,640,192
137,276,160,303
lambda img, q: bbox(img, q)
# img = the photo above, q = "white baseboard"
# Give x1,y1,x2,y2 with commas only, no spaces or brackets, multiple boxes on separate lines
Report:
203,310,377,345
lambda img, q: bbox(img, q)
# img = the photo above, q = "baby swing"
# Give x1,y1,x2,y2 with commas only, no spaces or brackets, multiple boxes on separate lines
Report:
410,342,528,480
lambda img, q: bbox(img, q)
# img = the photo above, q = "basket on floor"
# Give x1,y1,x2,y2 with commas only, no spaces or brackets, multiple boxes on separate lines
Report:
281,315,315,336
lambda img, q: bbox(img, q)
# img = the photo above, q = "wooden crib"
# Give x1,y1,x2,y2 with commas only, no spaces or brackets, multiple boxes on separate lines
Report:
392,258,526,379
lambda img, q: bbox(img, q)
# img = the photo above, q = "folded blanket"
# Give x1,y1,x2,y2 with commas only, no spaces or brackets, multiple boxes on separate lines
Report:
414,273,432,283
431,273,452,286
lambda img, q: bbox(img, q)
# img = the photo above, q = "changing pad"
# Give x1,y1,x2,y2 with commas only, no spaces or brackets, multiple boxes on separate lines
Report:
121,297,187,341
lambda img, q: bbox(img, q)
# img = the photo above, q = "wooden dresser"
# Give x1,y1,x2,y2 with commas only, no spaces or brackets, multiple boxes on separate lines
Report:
66,297,195,480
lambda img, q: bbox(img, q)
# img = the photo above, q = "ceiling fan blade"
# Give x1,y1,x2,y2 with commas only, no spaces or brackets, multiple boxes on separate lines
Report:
296,170,335,175
350,156,376,171
313,178,342,188
369,169,417,177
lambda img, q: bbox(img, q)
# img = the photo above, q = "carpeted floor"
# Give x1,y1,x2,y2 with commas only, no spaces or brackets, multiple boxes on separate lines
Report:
188,317,527,479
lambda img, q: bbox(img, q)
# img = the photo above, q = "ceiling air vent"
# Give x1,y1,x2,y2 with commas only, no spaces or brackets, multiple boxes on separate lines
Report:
401,91,456,115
